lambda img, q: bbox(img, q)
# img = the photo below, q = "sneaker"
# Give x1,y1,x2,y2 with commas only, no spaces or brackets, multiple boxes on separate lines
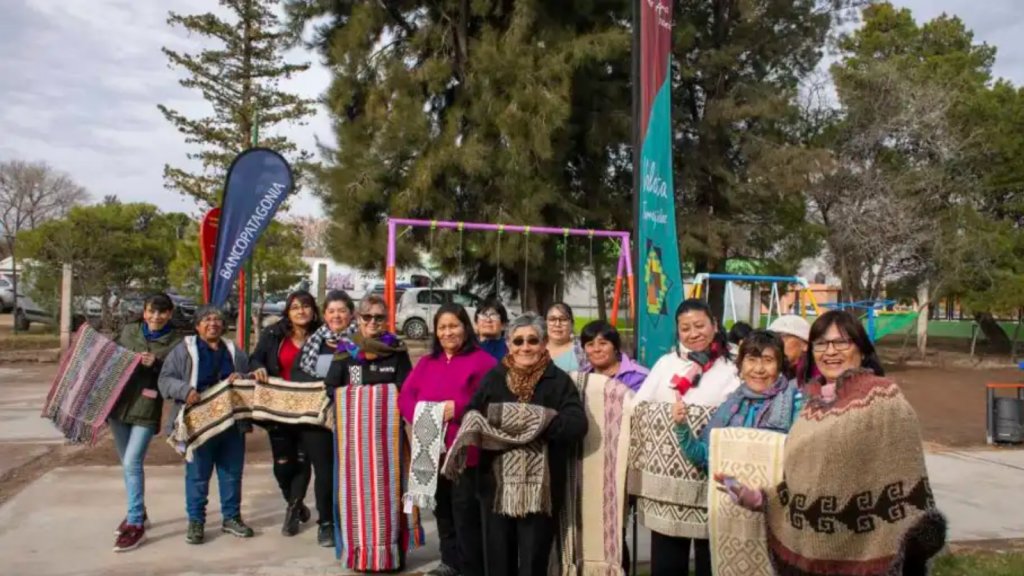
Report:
427,562,459,576
112,525,145,552
186,521,205,545
114,511,150,535
317,522,334,548
222,517,255,538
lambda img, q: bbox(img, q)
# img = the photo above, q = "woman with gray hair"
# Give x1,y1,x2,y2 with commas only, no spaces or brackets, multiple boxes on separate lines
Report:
461,312,588,576
324,293,416,572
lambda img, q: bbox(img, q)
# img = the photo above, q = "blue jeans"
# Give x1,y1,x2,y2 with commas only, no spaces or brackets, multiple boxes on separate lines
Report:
108,419,155,526
185,426,246,523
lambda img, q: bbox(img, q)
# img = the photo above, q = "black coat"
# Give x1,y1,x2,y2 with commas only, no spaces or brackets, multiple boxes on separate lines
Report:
466,361,587,507
324,349,413,391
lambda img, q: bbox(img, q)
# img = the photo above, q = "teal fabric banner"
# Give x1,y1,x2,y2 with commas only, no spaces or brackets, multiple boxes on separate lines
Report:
637,74,683,366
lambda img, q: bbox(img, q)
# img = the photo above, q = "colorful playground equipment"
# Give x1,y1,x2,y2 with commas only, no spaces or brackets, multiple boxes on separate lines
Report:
383,217,636,333
689,273,822,327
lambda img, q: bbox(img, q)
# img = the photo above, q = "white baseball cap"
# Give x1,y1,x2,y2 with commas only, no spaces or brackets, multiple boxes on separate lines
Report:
768,315,811,342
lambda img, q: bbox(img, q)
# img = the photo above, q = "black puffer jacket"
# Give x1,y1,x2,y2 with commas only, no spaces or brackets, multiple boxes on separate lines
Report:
248,321,323,383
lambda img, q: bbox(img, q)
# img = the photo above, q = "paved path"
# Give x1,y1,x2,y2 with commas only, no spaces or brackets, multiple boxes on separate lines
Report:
3,364,1024,574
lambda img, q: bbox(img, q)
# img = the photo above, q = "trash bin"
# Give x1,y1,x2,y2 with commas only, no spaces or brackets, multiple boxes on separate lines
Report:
994,397,1024,443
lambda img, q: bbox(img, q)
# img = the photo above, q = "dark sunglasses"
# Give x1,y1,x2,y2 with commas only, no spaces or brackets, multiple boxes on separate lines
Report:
511,336,542,346
360,314,387,323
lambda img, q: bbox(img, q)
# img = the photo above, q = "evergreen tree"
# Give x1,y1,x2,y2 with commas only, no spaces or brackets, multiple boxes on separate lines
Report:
670,0,860,312
286,1,633,312
160,0,315,209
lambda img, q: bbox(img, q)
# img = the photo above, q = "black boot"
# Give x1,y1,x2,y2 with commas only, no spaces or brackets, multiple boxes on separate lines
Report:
282,501,302,536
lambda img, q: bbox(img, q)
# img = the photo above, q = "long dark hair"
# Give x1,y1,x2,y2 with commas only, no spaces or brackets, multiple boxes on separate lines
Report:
675,298,731,360
280,290,322,335
431,303,479,357
803,310,884,381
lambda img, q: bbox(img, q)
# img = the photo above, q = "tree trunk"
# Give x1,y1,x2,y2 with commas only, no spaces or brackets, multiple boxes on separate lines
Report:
974,312,1012,353
916,281,929,359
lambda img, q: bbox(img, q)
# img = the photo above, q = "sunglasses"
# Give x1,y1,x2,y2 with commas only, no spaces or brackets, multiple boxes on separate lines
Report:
360,314,387,323
511,336,542,346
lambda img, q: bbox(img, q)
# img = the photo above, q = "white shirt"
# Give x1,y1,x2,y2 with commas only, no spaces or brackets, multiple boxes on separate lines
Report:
634,346,740,407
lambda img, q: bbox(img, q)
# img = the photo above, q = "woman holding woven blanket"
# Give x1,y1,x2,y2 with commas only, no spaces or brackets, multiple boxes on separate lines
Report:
677,330,801,473
107,293,181,552
250,289,334,545
399,303,496,576
457,312,587,576
633,298,740,576
325,293,417,572
158,305,254,545
717,311,946,576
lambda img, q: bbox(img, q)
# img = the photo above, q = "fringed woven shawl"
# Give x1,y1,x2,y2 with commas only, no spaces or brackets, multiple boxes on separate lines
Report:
42,324,141,445
558,372,635,576
627,401,716,538
334,383,425,572
169,377,330,461
765,370,946,576
708,427,787,576
442,402,557,517
403,401,448,510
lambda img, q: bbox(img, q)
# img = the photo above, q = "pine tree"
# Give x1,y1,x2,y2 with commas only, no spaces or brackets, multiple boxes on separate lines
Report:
159,0,315,209
285,1,633,312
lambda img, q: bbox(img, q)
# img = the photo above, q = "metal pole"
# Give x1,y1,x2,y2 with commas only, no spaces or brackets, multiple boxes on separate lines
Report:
7,234,17,335
241,107,259,351
60,263,72,353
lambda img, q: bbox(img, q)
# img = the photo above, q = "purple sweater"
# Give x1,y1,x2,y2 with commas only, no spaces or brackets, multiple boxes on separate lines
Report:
398,348,497,466
584,353,649,392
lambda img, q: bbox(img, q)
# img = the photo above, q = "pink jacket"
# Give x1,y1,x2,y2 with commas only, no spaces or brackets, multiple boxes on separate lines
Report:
398,347,497,467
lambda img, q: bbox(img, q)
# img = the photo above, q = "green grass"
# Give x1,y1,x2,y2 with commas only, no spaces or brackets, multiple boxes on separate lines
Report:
0,333,61,351
932,552,1024,576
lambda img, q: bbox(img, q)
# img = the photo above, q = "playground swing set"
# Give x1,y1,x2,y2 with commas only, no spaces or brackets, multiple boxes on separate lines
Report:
383,217,637,334
688,273,823,327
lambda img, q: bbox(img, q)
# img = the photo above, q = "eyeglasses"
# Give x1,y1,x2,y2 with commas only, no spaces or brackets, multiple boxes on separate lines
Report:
360,314,387,323
546,316,570,325
479,312,501,321
288,303,314,312
511,336,542,346
812,338,853,352
199,316,224,324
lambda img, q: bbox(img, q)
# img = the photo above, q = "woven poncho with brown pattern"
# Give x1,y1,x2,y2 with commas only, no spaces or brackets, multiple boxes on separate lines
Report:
765,370,947,576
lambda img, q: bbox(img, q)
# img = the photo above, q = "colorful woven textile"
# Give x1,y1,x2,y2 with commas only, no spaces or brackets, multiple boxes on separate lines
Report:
334,384,425,572
442,402,557,517
708,427,787,576
42,324,141,445
765,370,946,576
567,372,635,576
627,401,715,538
170,377,329,461
403,401,448,510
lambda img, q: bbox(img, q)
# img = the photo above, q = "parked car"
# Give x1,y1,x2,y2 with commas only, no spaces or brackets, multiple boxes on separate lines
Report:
13,293,88,332
0,276,13,312
395,288,488,340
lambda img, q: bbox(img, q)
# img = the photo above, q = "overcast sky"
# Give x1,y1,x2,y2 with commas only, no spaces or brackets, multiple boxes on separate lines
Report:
1,0,1022,219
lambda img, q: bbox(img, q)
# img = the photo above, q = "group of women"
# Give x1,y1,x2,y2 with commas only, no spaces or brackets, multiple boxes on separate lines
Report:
106,289,945,576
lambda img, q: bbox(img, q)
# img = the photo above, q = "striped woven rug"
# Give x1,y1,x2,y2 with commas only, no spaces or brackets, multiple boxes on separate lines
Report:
334,383,425,571
41,324,141,445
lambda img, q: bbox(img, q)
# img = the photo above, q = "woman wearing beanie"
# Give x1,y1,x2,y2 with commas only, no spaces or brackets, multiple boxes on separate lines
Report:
717,310,946,576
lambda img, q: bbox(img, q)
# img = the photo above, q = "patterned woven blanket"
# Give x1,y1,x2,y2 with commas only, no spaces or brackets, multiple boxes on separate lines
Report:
565,372,635,576
627,401,715,538
335,384,425,572
403,401,448,511
42,324,141,445
170,377,329,461
708,427,787,576
442,402,557,518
